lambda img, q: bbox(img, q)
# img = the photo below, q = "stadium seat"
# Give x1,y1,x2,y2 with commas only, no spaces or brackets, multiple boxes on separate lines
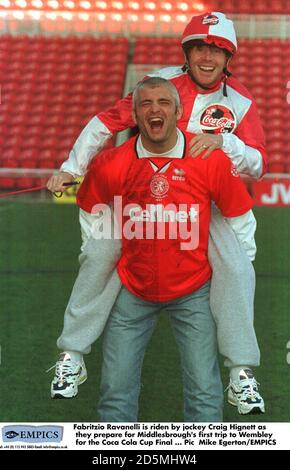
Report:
30,103,49,115
82,102,99,117
218,0,235,13
29,114,45,126
44,115,64,127
40,137,58,150
20,158,38,169
267,117,284,131
6,126,25,142
21,136,41,149
54,149,70,167
0,111,7,125
57,136,75,151
38,159,56,169
270,0,286,13
46,104,65,115
268,153,285,173
267,97,285,110
50,83,69,95
18,149,39,162
270,129,285,142
268,137,285,150
251,85,265,99
64,104,82,116
38,149,56,161
3,135,22,149
16,178,36,189
285,155,290,173
45,126,60,138
0,123,8,137
0,177,15,189
0,148,19,164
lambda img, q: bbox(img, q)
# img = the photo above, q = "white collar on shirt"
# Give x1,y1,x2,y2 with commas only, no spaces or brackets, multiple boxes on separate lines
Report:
136,128,185,159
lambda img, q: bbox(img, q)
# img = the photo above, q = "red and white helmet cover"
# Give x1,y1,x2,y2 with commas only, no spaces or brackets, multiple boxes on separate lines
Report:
181,12,237,55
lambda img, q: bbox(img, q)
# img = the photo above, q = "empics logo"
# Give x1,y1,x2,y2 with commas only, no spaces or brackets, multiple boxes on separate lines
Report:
2,425,63,443
5,431,19,439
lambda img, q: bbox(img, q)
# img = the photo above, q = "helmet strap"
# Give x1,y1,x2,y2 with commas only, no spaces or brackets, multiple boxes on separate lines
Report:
222,59,232,97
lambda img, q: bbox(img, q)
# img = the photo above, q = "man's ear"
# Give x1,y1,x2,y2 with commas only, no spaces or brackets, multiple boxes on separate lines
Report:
132,109,137,125
176,104,183,121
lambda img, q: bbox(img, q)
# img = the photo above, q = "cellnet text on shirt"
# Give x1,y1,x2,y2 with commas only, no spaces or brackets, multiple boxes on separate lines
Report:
90,196,200,251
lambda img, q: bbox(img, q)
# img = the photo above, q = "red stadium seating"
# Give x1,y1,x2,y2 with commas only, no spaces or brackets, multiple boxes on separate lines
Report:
285,155,290,173
0,35,128,187
0,34,289,190
16,177,36,189
268,153,286,173
0,148,19,165
17,149,39,162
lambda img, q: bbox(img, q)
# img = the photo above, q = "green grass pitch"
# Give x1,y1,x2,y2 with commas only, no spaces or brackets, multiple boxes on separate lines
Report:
0,201,289,422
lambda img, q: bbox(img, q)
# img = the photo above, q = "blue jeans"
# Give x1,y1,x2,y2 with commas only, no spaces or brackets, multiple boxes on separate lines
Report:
97,281,223,422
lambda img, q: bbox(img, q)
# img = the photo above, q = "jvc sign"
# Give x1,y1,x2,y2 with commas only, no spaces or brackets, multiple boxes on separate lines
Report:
252,178,290,207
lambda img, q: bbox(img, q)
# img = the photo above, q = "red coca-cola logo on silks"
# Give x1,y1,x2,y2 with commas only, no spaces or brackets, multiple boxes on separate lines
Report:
202,14,219,25
200,105,236,134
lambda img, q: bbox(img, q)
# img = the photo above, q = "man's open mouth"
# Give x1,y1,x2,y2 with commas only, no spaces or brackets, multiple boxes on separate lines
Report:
148,117,164,130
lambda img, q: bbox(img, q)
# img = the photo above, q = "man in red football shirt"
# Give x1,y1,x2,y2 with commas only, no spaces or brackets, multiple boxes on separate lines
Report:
48,13,265,416
76,77,258,421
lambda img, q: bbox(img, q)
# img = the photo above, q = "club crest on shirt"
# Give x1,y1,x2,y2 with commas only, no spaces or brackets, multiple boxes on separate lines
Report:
200,104,236,134
150,174,169,199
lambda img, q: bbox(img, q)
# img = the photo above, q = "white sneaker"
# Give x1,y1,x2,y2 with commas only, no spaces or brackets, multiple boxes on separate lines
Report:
49,352,87,399
227,368,265,415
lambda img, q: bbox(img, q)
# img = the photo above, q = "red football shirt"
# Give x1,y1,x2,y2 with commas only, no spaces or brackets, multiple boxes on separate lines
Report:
77,133,253,301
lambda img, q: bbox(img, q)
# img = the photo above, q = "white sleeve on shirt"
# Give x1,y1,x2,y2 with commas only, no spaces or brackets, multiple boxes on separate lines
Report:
60,117,112,177
79,208,104,251
224,209,257,261
222,133,263,179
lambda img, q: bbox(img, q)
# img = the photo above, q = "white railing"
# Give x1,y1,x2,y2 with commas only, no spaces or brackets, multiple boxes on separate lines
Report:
0,168,55,177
